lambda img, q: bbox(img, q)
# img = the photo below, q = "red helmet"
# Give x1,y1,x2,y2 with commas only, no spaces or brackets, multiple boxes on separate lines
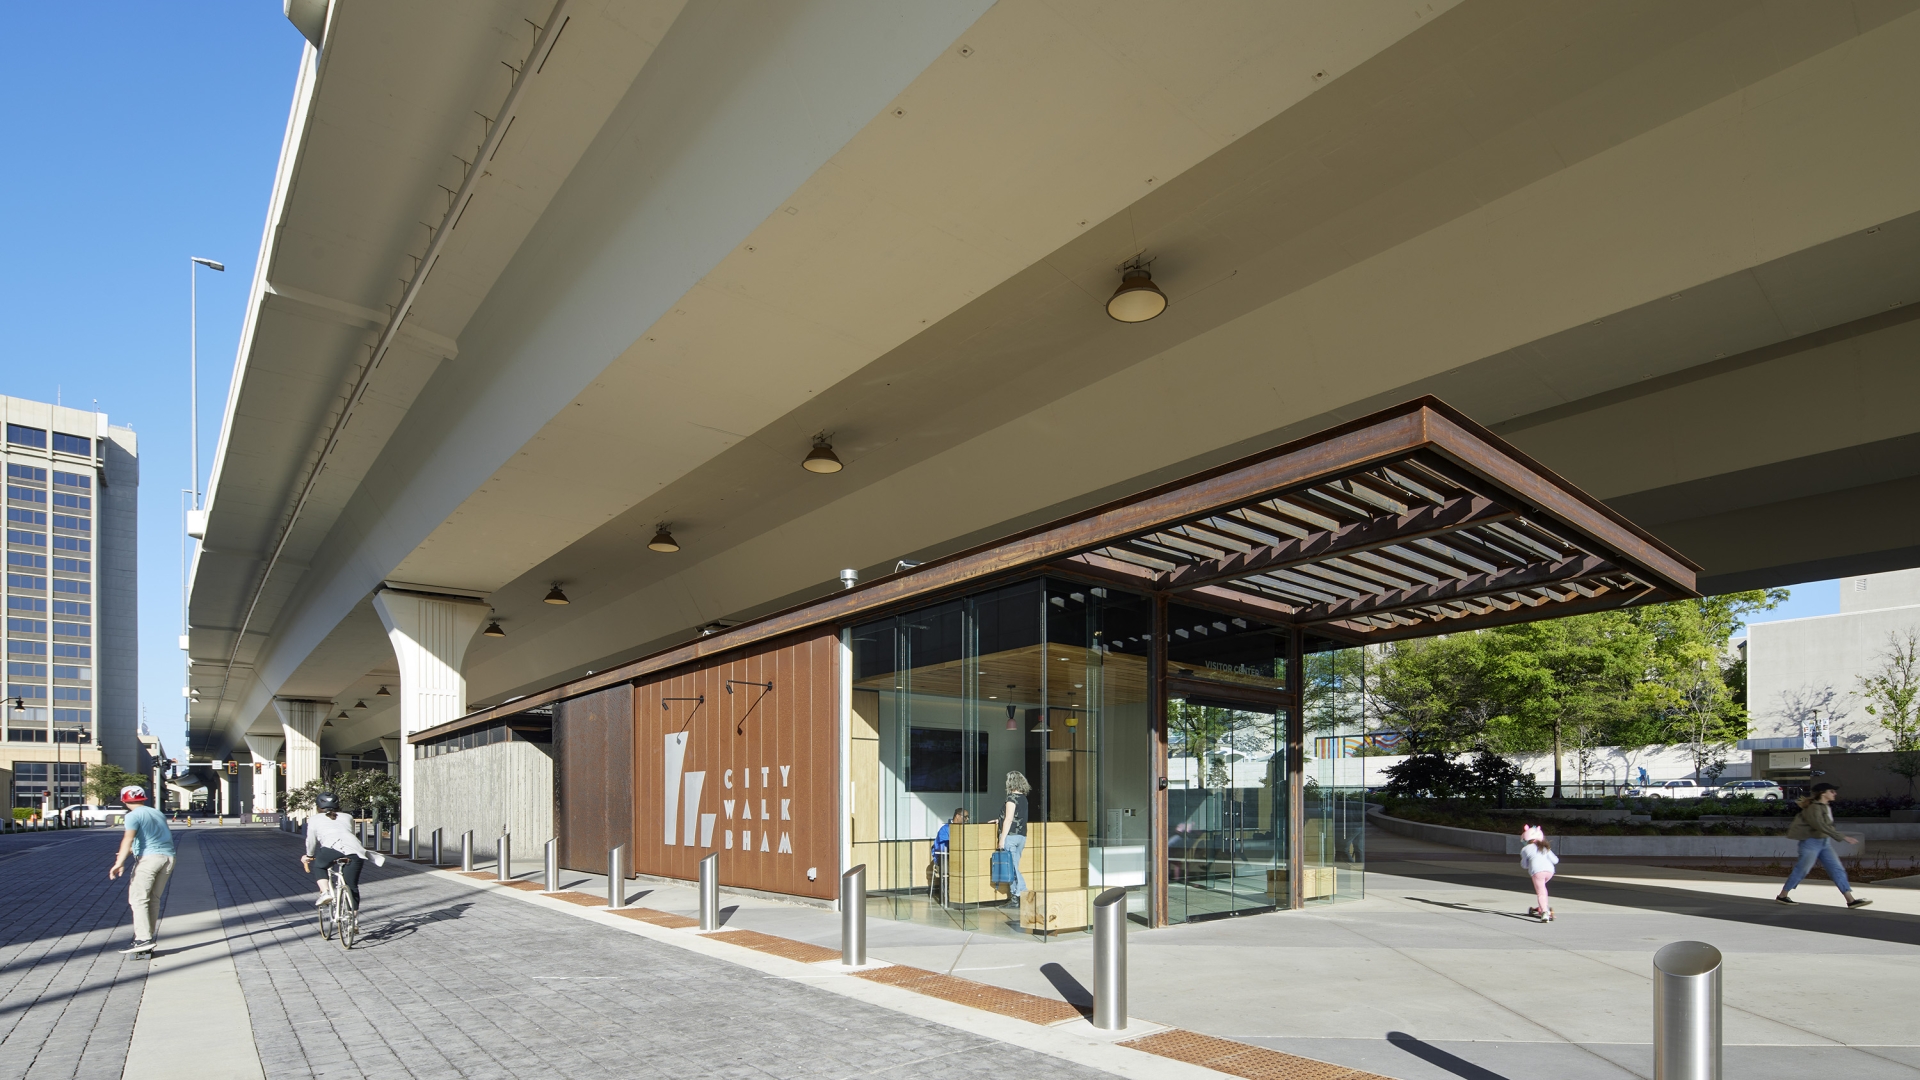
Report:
120,785,148,803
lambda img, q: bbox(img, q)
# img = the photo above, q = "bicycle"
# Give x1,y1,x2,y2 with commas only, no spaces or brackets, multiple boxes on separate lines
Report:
316,858,359,949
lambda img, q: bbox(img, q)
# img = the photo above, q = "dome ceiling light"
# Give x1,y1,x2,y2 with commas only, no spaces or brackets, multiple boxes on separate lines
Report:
544,583,570,605
648,525,680,553
802,434,844,474
1106,257,1167,323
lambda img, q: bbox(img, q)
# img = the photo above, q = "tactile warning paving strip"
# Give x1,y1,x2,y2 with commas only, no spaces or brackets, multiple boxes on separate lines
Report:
549,891,611,907
1119,1029,1387,1080
607,907,701,929
457,872,495,880
500,881,546,892
708,929,843,963
851,965,1083,1025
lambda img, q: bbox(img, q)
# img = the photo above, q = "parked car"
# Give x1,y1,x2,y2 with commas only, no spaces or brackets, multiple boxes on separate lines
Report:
1716,779,1784,801
1630,779,1707,799
62,803,128,826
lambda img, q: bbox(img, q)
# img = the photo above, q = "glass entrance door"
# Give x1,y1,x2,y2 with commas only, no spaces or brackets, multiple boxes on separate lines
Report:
1167,697,1285,922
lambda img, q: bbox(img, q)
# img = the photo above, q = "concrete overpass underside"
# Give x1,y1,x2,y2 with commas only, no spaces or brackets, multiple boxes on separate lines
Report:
188,0,1920,778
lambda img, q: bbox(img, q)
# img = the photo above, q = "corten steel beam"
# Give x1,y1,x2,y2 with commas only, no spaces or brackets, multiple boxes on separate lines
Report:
1160,495,1515,592
415,398,1697,743
1294,555,1615,625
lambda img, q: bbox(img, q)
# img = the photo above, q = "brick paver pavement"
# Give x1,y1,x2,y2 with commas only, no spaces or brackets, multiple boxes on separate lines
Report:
0,829,148,1080
199,828,1120,1079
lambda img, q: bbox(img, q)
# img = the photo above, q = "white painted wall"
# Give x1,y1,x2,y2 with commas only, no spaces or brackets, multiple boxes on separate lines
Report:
1748,569,1920,753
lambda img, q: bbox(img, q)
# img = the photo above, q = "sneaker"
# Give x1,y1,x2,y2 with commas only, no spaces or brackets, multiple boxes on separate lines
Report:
119,939,155,955
314,893,333,907
1538,911,1553,923
1775,894,1796,905
1848,897,1874,909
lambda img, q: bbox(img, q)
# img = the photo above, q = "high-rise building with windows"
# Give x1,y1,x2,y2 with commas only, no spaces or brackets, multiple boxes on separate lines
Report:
3,396,138,810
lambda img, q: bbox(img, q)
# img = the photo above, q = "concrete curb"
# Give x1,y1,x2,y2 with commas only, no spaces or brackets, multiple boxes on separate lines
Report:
1367,806,1869,857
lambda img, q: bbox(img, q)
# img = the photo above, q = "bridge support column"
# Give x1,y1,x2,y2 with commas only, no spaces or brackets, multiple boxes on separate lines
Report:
373,590,488,834
275,700,326,807
242,733,283,813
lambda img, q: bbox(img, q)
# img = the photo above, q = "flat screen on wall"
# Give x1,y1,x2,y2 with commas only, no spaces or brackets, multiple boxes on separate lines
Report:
907,728,987,792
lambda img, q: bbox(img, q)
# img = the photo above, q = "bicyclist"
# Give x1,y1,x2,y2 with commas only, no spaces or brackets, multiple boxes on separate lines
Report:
300,792,367,908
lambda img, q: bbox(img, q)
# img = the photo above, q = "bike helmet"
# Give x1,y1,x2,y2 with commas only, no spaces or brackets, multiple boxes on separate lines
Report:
120,785,148,803
314,791,340,811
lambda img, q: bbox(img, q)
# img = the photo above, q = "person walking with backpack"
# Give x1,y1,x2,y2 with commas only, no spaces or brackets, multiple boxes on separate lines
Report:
1520,824,1558,923
107,785,175,958
1777,782,1872,908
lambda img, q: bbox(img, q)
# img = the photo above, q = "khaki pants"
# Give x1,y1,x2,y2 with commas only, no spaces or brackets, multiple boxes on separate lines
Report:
129,855,175,941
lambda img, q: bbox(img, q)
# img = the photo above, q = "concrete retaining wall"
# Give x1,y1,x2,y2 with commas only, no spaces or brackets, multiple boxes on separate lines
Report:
414,738,554,861
1367,807,1868,858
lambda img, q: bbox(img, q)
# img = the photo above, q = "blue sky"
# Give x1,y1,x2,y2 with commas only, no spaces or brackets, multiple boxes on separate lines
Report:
1741,577,1841,630
2,6,302,758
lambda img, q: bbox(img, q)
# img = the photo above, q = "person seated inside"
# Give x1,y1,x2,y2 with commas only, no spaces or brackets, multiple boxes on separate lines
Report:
930,809,967,890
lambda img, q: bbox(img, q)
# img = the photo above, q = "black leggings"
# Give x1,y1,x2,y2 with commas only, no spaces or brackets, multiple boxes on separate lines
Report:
309,849,364,904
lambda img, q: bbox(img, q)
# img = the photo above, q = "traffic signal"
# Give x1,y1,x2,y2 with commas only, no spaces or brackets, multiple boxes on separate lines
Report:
227,761,237,775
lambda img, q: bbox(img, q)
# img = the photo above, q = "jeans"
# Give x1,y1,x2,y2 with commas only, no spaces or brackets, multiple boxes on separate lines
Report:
128,854,175,941
1783,837,1850,893
1003,833,1028,897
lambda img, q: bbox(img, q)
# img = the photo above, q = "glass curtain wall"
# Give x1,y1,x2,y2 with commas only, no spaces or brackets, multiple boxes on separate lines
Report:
1303,635,1367,902
848,578,1151,939
1163,603,1292,922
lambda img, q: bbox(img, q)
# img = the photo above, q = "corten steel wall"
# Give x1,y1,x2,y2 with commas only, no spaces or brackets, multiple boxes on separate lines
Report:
414,738,555,861
555,685,635,874
634,630,838,901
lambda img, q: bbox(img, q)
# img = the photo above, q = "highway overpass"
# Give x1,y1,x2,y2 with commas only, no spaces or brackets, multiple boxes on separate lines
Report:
186,0,1920,811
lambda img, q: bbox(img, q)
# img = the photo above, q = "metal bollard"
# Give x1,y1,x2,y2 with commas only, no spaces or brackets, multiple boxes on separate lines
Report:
497,832,513,882
406,826,416,860
1653,940,1722,1080
387,821,398,854
460,830,475,872
431,828,443,866
699,853,720,931
1091,887,1128,1030
840,864,867,966
543,838,559,892
608,844,629,908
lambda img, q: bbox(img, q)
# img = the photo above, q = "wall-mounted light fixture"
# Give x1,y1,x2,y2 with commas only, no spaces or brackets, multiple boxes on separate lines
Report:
648,525,679,553
543,583,570,605
802,433,844,474
839,568,859,590
1106,257,1167,323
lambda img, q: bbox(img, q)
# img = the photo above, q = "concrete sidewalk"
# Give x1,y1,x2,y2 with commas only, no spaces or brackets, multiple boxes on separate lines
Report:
521,824,1920,1080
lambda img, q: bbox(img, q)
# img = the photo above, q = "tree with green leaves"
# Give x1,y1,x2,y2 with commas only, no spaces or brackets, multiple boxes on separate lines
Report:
84,762,146,806
1857,629,1920,796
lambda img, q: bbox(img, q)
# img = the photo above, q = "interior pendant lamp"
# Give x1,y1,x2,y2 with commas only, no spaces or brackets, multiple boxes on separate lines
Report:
543,583,570,605
353,700,368,710
483,615,506,637
648,525,680,553
802,434,844,474
376,685,391,697
1106,257,1168,323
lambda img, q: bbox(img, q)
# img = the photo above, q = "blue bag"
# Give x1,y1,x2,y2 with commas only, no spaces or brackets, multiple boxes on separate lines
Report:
990,849,1014,885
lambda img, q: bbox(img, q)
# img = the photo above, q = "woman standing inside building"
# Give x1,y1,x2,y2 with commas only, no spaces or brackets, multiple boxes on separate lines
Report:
1777,783,1872,908
998,772,1031,903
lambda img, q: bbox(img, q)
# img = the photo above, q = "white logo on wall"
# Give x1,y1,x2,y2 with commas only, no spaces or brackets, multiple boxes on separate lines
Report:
664,732,792,854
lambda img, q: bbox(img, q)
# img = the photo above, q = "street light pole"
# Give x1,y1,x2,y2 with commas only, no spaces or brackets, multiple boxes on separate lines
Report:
188,257,225,519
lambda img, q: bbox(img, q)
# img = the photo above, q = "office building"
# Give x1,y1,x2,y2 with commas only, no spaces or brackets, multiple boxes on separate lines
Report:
4,396,138,809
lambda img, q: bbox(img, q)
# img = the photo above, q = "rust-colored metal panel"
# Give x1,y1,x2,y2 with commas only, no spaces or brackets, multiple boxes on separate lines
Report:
632,629,838,901
554,683,634,874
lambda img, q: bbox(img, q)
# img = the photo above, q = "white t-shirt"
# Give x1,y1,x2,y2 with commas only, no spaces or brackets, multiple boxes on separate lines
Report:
305,811,368,859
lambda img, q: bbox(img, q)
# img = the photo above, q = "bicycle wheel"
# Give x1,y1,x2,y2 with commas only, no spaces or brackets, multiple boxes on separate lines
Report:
318,900,335,941
337,890,358,950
